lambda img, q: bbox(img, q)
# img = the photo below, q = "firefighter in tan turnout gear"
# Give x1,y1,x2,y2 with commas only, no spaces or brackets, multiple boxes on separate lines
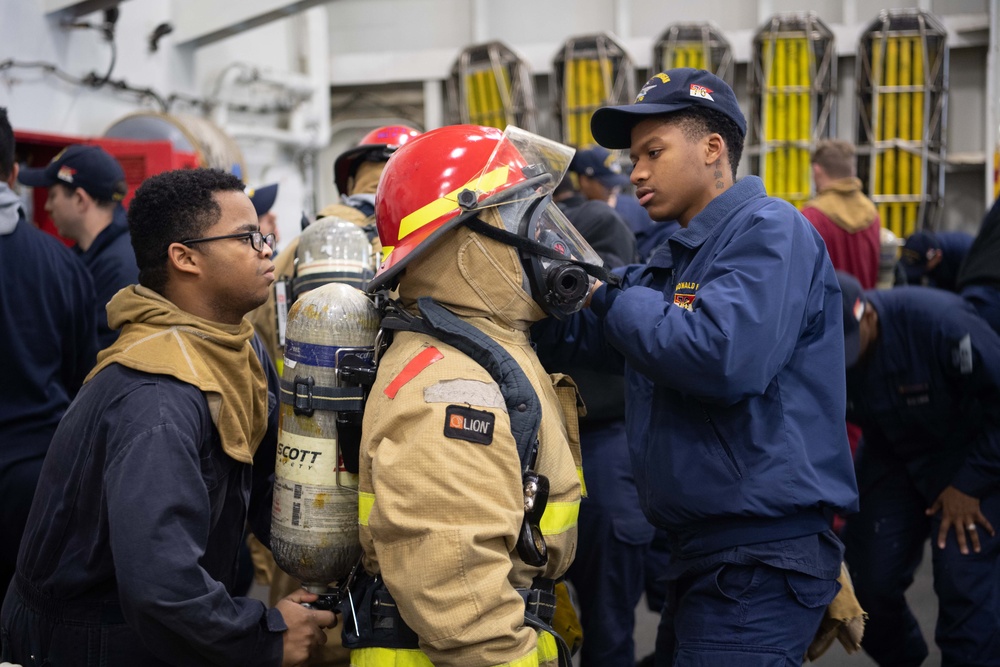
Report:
344,125,617,666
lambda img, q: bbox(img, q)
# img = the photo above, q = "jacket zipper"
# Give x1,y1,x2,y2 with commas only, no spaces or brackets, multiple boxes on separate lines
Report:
702,408,743,480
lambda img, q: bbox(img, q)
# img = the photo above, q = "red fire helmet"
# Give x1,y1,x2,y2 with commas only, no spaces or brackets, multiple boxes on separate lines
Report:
369,124,574,292
333,124,421,195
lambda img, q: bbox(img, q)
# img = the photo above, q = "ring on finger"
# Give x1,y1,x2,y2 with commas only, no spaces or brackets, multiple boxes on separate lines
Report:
967,523,977,531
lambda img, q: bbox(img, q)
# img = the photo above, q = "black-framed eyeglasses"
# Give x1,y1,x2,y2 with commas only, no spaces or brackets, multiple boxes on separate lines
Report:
180,231,275,253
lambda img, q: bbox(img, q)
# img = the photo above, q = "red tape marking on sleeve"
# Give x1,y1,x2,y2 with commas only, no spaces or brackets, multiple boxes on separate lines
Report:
384,346,444,399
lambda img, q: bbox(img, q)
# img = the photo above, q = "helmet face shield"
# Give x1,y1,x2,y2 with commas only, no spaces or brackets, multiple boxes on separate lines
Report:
471,126,575,210
371,124,586,294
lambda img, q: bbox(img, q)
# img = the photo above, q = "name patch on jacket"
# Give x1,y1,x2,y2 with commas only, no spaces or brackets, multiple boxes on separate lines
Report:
444,405,495,445
673,281,698,310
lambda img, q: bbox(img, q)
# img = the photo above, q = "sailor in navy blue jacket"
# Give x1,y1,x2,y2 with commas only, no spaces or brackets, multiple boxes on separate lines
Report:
837,278,1000,666
538,67,860,663
0,168,98,605
586,175,859,554
1,168,333,667
16,144,138,350
76,204,139,348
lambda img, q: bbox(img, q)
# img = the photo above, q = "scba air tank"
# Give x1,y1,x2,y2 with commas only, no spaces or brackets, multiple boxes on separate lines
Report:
271,283,379,594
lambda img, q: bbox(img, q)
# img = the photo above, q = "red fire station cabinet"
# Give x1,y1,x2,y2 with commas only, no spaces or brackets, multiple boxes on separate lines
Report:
14,130,200,243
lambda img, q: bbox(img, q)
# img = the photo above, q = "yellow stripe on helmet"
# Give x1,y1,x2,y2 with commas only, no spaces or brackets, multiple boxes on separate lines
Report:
397,165,510,240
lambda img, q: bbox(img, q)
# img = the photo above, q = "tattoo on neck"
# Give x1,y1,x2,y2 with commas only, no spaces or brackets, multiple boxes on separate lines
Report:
714,160,724,189
716,180,725,189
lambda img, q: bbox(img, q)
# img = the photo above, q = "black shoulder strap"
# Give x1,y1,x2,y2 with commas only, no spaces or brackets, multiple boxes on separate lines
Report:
380,297,541,470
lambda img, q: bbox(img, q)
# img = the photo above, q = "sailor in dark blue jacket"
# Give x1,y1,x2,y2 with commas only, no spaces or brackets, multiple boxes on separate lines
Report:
0,109,98,606
957,195,1000,334
2,169,334,667
18,144,139,349
837,273,1000,666
900,230,974,292
538,69,859,665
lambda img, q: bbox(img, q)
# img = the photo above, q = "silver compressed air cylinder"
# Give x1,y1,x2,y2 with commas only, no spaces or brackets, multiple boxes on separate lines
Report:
270,283,379,592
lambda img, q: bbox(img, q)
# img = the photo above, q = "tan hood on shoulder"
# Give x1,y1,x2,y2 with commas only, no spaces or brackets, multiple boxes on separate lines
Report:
804,177,878,233
397,208,546,331
90,286,268,464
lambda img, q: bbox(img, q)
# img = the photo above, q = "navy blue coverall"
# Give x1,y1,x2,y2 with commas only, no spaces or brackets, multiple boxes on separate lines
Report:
843,286,1000,666
1,337,282,666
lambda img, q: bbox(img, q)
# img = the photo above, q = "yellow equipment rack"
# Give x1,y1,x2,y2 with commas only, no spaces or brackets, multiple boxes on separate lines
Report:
446,41,537,132
553,33,635,148
748,12,836,209
856,10,948,237
652,22,733,85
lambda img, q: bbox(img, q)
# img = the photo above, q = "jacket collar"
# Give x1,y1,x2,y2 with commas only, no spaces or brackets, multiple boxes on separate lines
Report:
76,205,127,262
671,176,767,250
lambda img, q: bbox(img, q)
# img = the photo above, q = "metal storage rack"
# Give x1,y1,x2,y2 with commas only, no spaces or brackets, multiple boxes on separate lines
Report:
445,41,537,132
855,9,948,237
652,22,734,84
552,33,635,147
748,12,836,209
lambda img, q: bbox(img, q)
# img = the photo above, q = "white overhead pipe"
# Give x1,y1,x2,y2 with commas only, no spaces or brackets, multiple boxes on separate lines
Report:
209,5,330,152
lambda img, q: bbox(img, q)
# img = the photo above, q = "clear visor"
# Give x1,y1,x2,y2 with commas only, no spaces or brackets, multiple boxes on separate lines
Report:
470,126,575,209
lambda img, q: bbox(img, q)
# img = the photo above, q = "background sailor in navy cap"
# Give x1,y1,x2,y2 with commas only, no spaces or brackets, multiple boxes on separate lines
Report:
18,144,136,349
246,182,280,256
836,271,1000,666
536,68,861,664
569,145,677,262
900,229,974,291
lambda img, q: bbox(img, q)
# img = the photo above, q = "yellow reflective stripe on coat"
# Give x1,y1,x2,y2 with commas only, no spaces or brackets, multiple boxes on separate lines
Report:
536,631,558,663
350,634,555,667
539,500,579,536
358,491,375,526
351,648,433,667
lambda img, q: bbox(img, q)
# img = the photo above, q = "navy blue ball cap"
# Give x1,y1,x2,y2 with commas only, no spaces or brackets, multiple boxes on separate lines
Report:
246,183,278,216
837,271,867,369
591,68,747,150
569,145,630,189
900,231,938,283
18,144,127,202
